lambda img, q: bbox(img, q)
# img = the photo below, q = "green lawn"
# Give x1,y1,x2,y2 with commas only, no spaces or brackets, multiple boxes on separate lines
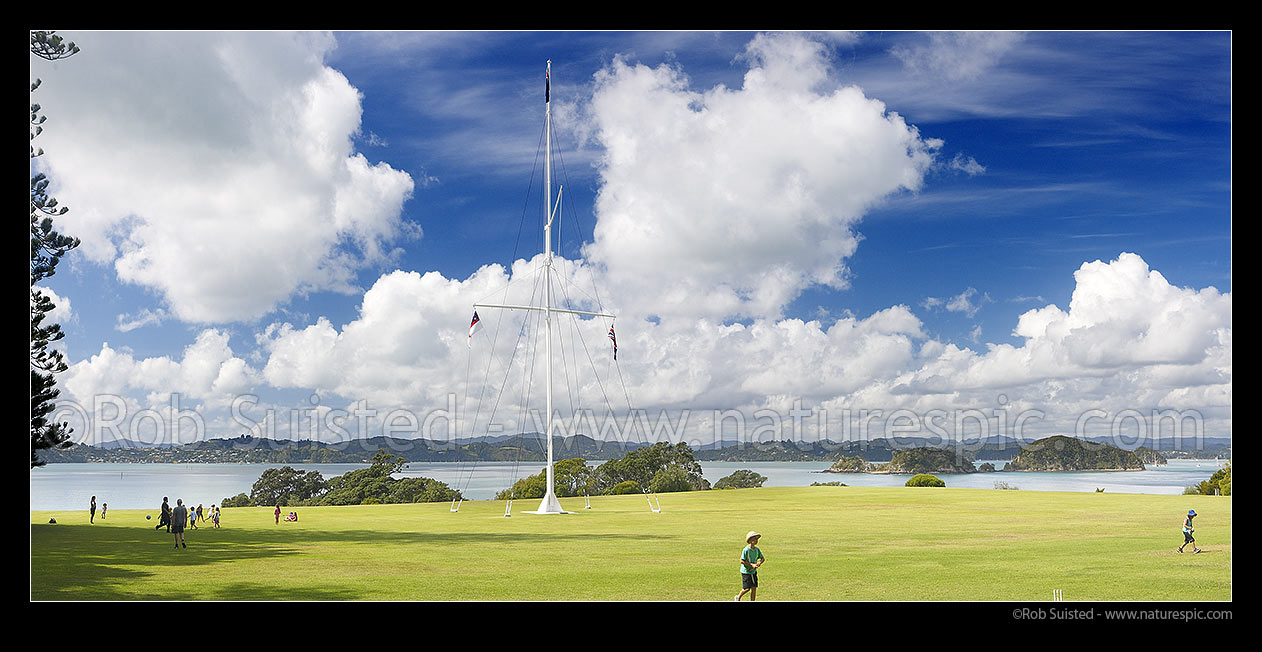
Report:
30,487,1230,601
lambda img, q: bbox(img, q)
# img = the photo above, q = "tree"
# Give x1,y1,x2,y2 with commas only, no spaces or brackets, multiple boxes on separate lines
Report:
590,442,709,494
905,473,946,487
495,457,594,500
713,469,768,490
248,466,328,506
30,31,82,468
650,464,702,493
314,451,461,505
1186,461,1231,496
495,473,546,501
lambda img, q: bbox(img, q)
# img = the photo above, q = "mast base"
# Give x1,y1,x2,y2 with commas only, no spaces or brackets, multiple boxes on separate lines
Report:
522,491,573,515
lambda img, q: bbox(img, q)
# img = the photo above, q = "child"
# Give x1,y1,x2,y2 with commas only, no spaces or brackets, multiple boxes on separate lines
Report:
734,531,765,601
1179,509,1202,553
196,504,204,524
101,503,107,520
212,505,220,529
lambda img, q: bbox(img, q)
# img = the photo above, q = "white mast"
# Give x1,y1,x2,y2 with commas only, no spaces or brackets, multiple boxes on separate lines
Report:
538,59,562,514
474,61,613,515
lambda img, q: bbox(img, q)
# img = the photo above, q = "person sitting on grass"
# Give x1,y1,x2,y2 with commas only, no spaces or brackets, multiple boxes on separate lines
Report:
734,531,765,601
1179,509,1202,554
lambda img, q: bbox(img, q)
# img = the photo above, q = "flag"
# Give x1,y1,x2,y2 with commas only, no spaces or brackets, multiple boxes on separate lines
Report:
468,311,482,348
608,326,617,360
545,68,550,104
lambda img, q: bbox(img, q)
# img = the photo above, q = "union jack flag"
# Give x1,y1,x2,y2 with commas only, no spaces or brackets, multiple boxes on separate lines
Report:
468,311,482,348
608,326,617,360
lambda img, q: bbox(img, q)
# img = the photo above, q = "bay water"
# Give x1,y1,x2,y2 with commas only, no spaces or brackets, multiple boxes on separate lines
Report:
29,458,1226,512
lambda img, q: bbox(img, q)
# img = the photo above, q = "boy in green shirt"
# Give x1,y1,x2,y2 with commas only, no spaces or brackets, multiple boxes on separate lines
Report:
1178,509,1201,553
735,531,765,601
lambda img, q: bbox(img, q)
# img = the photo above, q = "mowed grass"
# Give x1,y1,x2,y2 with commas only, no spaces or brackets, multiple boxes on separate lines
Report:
31,487,1230,601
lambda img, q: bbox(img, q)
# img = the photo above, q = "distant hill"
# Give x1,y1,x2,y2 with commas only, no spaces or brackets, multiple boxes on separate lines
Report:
36,433,648,465
36,431,1220,466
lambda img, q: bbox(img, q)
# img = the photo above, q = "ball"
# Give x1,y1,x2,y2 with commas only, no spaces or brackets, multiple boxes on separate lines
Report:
146,515,152,520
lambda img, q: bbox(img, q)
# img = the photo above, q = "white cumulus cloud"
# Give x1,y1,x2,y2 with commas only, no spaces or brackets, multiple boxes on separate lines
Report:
30,31,415,324
581,32,940,323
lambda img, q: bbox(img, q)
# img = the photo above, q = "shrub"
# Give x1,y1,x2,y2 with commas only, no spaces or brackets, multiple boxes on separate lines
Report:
993,481,1020,490
495,473,547,501
905,473,945,487
713,469,768,490
608,480,641,495
810,481,847,487
221,492,250,507
650,465,695,493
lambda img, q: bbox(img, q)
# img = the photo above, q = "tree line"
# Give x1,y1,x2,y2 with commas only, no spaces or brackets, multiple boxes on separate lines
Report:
221,451,463,507
495,442,767,499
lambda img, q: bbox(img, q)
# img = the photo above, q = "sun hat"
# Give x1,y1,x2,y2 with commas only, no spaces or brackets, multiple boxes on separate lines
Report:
1188,509,1197,516
746,531,761,543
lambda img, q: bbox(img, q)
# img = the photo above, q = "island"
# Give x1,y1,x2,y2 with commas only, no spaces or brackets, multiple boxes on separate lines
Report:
822,447,976,475
1002,435,1157,471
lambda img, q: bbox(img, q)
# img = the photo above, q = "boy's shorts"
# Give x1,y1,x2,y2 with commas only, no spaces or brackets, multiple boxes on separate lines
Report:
741,573,758,590
1184,531,1195,543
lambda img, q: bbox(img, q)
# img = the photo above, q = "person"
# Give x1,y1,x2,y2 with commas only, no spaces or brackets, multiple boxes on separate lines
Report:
171,499,189,549
101,503,107,520
156,497,171,532
211,505,220,529
196,504,204,524
1179,509,1202,553
735,531,765,601
275,505,281,525
90,496,96,524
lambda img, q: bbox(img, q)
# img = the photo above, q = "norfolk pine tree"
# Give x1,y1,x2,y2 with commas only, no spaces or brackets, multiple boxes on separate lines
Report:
30,31,81,467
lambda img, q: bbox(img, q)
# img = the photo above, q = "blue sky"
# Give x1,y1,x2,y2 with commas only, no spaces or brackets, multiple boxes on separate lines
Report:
31,31,1231,447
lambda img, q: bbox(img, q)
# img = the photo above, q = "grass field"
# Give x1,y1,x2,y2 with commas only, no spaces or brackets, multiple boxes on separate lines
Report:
30,486,1231,601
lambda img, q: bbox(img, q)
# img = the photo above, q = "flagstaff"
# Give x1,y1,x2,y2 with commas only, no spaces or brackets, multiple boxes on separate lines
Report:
470,62,615,514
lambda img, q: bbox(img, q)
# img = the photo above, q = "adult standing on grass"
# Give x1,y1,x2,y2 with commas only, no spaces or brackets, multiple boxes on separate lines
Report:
734,531,765,601
275,505,281,525
1179,509,1202,554
89,496,96,524
196,504,204,525
171,499,188,549
156,497,171,532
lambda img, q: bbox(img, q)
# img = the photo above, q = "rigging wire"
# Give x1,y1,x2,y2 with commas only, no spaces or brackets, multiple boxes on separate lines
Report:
455,119,549,498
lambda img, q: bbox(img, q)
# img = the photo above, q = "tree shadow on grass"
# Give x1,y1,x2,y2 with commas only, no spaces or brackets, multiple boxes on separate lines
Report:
31,523,672,600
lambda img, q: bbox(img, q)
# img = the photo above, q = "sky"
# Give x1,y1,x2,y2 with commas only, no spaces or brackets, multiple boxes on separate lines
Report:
30,30,1232,450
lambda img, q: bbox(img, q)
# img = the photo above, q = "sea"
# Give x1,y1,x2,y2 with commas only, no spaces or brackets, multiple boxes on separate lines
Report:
29,458,1228,511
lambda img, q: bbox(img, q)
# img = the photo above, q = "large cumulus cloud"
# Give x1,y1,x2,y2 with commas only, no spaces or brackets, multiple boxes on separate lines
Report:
30,31,415,324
